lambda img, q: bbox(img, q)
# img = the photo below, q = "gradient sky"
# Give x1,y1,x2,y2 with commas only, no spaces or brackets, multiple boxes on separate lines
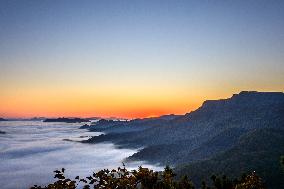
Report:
0,0,284,118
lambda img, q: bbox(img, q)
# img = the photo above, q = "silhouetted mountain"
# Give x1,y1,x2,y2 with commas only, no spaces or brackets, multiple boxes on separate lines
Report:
84,114,181,134
0,118,7,121
3,117,48,121
84,91,284,188
87,91,284,161
43,117,90,123
0,130,6,134
29,117,47,121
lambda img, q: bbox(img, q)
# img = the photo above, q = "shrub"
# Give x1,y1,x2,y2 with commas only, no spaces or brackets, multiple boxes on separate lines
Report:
30,166,265,189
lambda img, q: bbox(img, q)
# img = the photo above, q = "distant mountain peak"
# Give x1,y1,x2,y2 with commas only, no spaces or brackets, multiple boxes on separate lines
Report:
182,91,284,122
234,90,284,97
202,91,284,106
0,118,7,121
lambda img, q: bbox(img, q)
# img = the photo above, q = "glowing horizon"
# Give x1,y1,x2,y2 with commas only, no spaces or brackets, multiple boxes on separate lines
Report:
1,1,284,119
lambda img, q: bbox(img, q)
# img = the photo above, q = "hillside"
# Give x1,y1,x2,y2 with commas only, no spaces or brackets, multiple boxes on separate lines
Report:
175,128,284,189
86,91,284,163
124,91,284,164
84,91,284,188
85,114,181,134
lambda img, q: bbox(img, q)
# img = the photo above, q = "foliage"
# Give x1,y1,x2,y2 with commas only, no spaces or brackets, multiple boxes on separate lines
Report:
235,172,265,189
30,166,265,189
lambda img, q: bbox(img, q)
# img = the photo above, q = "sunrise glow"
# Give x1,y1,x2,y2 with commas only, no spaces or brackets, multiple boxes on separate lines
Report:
1,1,283,119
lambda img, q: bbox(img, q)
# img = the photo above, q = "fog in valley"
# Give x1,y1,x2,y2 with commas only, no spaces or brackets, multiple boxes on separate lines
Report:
0,121,162,189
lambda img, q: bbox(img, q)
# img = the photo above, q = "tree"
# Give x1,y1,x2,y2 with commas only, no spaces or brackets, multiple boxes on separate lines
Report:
30,167,266,189
235,171,265,189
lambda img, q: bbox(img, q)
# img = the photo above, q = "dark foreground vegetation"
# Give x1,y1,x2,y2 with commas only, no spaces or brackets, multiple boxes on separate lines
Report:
30,166,267,189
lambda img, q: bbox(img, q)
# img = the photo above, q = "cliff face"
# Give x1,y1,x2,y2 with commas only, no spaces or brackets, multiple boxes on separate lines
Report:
87,91,284,138
175,91,284,128
88,91,284,164
203,91,283,111
84,91,284,188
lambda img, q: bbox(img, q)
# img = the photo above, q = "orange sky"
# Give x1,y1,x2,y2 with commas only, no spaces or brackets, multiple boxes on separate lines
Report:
1,82,282,119
1,67,283,119
0,84,202,119
1,1,284,119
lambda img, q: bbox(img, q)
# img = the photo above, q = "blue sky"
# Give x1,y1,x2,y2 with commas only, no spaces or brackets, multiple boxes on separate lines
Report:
0,0,284,118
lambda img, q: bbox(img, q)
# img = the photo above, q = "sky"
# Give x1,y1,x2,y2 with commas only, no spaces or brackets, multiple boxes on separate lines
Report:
0,0,284,119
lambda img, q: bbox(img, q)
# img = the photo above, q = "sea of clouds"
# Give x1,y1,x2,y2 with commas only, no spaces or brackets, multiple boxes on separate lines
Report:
0,121,162,189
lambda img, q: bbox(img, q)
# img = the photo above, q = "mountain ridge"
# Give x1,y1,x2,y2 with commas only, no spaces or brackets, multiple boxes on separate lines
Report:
83,91,284,188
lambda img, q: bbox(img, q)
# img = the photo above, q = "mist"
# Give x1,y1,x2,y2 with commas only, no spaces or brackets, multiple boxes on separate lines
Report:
0,121,162,189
